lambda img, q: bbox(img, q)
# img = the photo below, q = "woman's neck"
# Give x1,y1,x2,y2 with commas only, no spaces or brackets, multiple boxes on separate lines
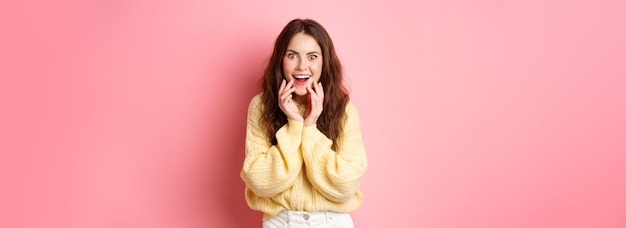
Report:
293,94,308,106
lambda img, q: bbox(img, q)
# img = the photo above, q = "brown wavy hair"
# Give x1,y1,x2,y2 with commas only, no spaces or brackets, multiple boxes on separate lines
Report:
259,18,349,150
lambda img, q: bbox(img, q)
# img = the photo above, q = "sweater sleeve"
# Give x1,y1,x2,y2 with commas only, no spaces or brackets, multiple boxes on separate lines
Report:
301,102,368,203
240,95,304,198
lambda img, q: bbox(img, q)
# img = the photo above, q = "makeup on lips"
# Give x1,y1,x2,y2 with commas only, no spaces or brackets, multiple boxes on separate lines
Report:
293,74,311,85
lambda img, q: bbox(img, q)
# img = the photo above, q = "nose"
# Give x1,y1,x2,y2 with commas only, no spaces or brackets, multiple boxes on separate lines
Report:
296,59,307,70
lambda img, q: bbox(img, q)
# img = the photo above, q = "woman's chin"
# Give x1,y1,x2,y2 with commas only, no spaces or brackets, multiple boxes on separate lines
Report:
293,89,308,96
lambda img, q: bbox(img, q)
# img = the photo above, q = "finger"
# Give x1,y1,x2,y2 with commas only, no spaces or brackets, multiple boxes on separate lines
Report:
279,80,287,100
284,81,296,96
307,86,317,104
307,86,317,98
281,88,293,102
317,82,324,100
286,79,295,90
307,86,319,109
279,79,286,96
282,80,293,97
312,81,320,93
315,82,324,111
311,82,322,104
281,80,296,98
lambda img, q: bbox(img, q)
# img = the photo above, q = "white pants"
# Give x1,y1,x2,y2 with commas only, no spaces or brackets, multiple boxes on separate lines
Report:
263,210,354,228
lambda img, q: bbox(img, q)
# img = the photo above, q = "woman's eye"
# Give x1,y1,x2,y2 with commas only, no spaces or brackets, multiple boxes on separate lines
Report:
287,53,297,59
309,55,318,60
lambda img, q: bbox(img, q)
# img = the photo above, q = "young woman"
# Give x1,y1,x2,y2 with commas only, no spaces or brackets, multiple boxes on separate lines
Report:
241,18,367,228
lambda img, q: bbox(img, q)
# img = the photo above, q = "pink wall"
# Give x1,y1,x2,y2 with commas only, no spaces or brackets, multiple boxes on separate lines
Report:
2,0,625,227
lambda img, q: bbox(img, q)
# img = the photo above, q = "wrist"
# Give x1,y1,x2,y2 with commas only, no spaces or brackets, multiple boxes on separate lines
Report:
289,116,304,122
303,118,316,127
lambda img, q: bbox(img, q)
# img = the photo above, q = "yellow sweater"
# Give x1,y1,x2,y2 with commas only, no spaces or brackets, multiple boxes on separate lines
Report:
241,94,368,221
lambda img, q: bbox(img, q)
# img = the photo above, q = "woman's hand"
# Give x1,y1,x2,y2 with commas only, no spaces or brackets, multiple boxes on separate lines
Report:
304,81,324,127
278,79,304,122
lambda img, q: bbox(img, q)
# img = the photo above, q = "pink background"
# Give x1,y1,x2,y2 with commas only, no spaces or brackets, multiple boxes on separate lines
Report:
2,0,625,227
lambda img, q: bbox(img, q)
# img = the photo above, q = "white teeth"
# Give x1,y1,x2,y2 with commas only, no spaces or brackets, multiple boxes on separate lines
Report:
295,75,311,79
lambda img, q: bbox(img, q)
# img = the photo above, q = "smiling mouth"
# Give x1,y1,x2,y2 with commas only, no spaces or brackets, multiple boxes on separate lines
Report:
294,75,311,84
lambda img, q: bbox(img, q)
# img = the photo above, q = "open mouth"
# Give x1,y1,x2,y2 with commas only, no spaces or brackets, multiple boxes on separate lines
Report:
294,75,311,85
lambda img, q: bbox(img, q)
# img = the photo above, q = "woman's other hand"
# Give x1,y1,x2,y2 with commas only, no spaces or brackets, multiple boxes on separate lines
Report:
304,81,324,126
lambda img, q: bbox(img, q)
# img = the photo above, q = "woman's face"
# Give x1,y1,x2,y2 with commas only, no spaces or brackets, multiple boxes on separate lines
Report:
282,33,323,97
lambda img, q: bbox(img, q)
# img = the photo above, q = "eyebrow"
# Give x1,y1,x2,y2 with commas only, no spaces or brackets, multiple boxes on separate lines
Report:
286,49,321,55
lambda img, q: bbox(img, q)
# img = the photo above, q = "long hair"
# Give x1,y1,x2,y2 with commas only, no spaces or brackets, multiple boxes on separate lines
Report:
259,18,349,150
